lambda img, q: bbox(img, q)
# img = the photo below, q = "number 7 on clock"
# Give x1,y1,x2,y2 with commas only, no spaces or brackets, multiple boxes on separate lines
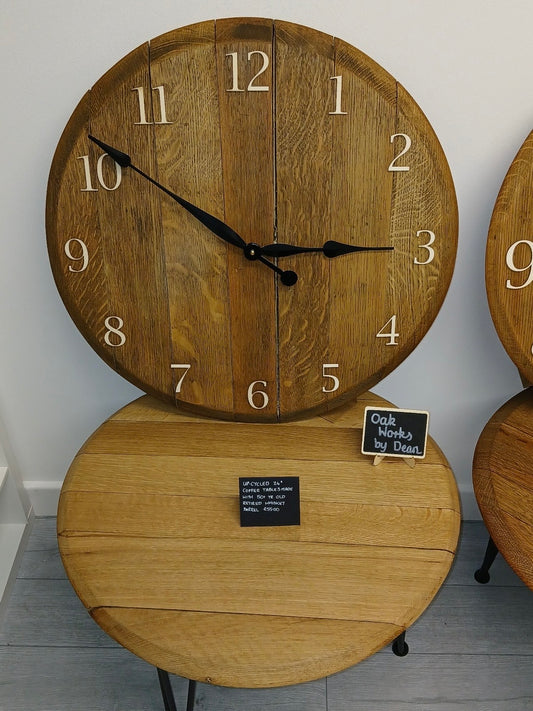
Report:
171,364,191,394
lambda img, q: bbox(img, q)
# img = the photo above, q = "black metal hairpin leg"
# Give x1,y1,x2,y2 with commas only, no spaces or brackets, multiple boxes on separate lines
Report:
474,536,499,584
157,668,177,711
157,668,196,711
391,630,409,656
186,680,197,711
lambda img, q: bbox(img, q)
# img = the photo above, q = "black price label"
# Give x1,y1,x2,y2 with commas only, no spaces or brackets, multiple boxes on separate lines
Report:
362,407,429,459
239,477,300,527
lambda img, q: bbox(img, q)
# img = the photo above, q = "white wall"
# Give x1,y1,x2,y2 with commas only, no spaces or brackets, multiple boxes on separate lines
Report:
1,0,530,517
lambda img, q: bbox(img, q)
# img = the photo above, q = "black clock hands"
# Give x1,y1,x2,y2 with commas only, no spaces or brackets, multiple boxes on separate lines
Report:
88,135,298,286
261,241,394,258
88,136,392,285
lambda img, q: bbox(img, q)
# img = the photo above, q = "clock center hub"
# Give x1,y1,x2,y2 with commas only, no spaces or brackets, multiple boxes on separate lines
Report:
243,243,262,261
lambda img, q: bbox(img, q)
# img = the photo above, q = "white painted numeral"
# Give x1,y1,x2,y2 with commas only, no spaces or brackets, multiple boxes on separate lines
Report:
376,315,399,345
247,380,269,409
388,134,411,172
78,155,97,192
171,364,191,394
505,240,533,289
322,363,340,393
226,51,270,92
104,316,126,347
95,154,121,191
64,238,89,272
132,85,172,125
329,76,347,115
414,230,436,265
247,51,270,91
79,154,122,192
226,52,243,92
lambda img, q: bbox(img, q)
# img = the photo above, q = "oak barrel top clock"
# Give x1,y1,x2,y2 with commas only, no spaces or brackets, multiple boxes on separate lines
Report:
46,17,458,421
486,130,533,384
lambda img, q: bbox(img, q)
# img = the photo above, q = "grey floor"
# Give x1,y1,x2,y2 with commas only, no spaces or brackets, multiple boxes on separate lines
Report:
0,519,532,710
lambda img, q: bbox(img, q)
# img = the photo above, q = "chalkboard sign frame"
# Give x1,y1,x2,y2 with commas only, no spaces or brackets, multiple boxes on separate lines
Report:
361,406,429,460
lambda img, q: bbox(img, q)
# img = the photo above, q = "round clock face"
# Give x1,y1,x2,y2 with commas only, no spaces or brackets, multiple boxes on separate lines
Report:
486,130,533,383
46,18,458,421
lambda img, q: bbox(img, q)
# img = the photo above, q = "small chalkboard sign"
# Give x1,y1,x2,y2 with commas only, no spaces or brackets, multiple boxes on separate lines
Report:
239,477,300,527
362,407,429,461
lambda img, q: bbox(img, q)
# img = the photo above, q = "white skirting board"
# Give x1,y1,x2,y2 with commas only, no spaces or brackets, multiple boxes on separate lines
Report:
23,482,63,517
0,522,28,612
23,479,482,520
0,467,31,618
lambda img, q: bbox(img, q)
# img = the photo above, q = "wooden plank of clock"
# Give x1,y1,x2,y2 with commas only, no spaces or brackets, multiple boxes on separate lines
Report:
149,21,235,415
275,21,333,417
45,91,110,366
215,18,278,420
327,35,397,405
89,42,175,397
57,392,460,688
473,387,533,589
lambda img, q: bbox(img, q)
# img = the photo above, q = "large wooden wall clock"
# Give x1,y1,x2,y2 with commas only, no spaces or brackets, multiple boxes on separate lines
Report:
46,18,458,421
486,130,533,384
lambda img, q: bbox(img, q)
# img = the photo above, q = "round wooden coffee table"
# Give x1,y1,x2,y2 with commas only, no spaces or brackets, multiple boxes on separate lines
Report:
473,387,533,589
57,391,460,699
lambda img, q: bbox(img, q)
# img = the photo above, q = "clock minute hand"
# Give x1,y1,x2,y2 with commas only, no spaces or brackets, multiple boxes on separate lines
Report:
261,240,394,258
88,135,246,250
88,136,297,285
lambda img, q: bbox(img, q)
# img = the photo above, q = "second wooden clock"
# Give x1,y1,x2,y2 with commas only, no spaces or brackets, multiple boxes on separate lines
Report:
46,18,458,421
486,130,533,384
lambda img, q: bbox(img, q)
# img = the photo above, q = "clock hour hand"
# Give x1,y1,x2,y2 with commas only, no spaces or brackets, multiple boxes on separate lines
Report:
261,240,394,258
87,136,298,286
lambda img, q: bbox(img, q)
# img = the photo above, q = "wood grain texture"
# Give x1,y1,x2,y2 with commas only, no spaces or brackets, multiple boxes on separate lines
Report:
328,39,397,400
57,391,460,688
390,83,458,354
216,18,278,420
89,43,174,397
473,387,533,590
150,22,234,414
46,18,457,421
46,92,111,368
275,21,334,416
486,130,533,382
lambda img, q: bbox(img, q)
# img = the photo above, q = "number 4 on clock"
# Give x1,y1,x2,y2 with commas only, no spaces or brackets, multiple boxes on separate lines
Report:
376,315,399,345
